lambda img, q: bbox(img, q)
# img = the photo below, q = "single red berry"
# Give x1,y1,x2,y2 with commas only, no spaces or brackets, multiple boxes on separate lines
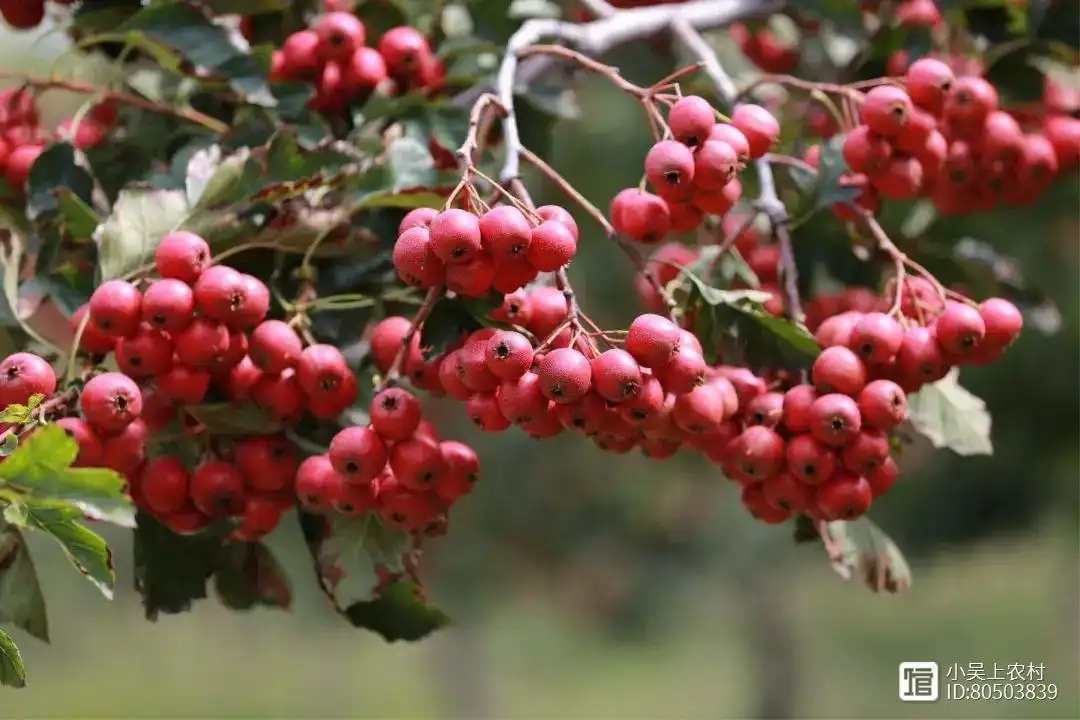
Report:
316,11,366,62
807,393,862,448
369,316,413,373
645,140,696,199
155,231,211,284
491,255,539,294
294,454,345,512
730,105,780,158
610,189,671,244
526,220,577,272
620,375,666,425
3,144,43,190
725,426,786,484
933,301,986,355
762,472,814,512
281,30,321,78
786,433,837,486
741,483,792,524
297,344,351,400
782,384,818,433
858,379,908,429
496,372,549,423
466,392,512,432
378,25,432,77
331,475,377,516
535,205,580,241
345,46,388,92
174,318,230,368
0,352,56,407
895,326,949,388
160,507,212,535
377,476,442,531
140,457,190,516
0,0,45,29
393,226,445,288
842,125,892,175
708,123,751,165
668,95,716,146
234,435,297,493
713,365,764,407
946,76,998,125
861,85,914,136
694,140,739,190
370,387,422,440
430,209,483,264
815,473,873,521
673,380,729,433
101,418,147,474
814,310,861,348
841,429,891,475
520,405,563,439
537,348,593,404
524,286,569,338
667,201,706,233
848,312,904,365
250,320,304,374
80,372,142,435
250,370,305,420
71,304,116,355
445,251,496,298
590,349,642,403
811,345,867,397
479,206,532,262
654,343,707,395
55,417,104,468
485,330,534,381
115,325,173,378
399,207,438,234
435,440,479,503
306,374,357,419
88,280,143,338
625,313,681,368
190,460,245,517
156,364,211,406
744,391,784,428
867,456,899,497
216,330,249,371
328,426,387,483
691,177,742,215
978,298,1023,350
390,436,446,491
905,57,955,115
141,278,194,333
140,387,177,431
235,495,283,539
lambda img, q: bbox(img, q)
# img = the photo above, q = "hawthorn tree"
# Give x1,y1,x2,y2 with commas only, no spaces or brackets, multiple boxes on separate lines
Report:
0,0,1075,690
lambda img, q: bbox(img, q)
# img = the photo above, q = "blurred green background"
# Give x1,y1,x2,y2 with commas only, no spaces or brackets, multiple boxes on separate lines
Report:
2,14,1079,720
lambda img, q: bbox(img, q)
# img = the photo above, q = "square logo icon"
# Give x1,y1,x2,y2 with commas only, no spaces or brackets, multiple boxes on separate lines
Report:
899,662,939,702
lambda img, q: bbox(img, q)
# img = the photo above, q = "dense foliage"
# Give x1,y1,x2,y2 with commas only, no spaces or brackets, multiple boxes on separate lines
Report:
0,0,1076,690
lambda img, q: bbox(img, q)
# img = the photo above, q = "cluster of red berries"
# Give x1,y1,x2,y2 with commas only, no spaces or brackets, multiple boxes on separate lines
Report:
0,0,76,31
608,97,780,244
729,22,799,74
295,388,480,535
0,88,117,191
270,12,443,114
810,57,1074,218
392,204,580,297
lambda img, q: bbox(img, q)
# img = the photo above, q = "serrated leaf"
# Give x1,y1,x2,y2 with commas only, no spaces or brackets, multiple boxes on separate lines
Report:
185,402,284,435
95,187,191,282
213,541,292,611
313,512,410,608
133,512,225,620
0,404,31,425
0,523,49,642
344,580,451,642
25,144,95,222
0,425,134,522
420,296,484,360
906,368,993,456
821,517,912,593
0,628,25,688
21,501,115,599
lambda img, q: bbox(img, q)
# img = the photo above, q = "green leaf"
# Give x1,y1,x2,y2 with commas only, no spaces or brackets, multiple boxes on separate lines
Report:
187,146,255,210
0,435,18,457
21,501,115,599
120,2,275,106
201,0,290,12
0,523,49,642
427,105,471,153
344,580,451,642
906,368,993,456
0,628,25,688
95,187,191,282
0,403,32,425
55,189,101,239
790,134,860,213
264,132,354,184
185,402,284,436
420,296,484,360
820,517,912,593
25,144,95,222
386,137,437,192
0,425,134,523
133,512,224,619
213,541,292,611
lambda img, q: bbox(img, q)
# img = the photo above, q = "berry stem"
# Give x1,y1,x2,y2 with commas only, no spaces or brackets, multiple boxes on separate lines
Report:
0,388,80,448
382,286,442,389
0,72,230,134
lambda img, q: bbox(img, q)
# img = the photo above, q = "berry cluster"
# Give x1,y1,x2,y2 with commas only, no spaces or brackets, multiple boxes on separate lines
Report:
0,88,116,191
0,0,76,31
392,204,580,297
815,57,1074,218
271,12,443,115
729,22,798,74
608,97,780,244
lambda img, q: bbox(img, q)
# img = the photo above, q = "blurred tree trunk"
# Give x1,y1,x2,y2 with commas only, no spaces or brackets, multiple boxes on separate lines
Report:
738,570,799,719
427,628,496,719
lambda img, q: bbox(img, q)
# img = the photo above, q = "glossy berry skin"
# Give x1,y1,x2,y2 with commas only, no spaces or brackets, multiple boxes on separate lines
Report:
467,392,512,432
485,330,534,381
190,461,245,517
116,325,173,378
731,105,780,158
841,429,891,475
315,12,366,62
250,320,304,374
332,476,377,515
626,314,681,368
370,387,422,441
861,85,913,136
895,326,949,388
234,435,297,493
934,301,986,355
811,346,867,397
782,384,817,433
497,372,551,423
328,426,388,484
527,221,577,272
390,436,446,491
435,441,480,503
0,352,56,407
786,434,837,486
708,123,751,164
815,473,873,521
140,457,190,516
537,348,593,404
743,391,784,428
762,472,814,513
157,364,211,406
141,279,195,333
694,140,739,190
297,344,351,399
80,372,142,435
807,393,862,448
174,318,230,368
858,379,908,430
155,231,211,284
654,344,707,395
89,280,143,338
725,426,786,485
978,298,1023,350
378,26,432,76
672,381,729,433
905,58,955,115
610,189,671,244
377,477,441,532
294,454,344,512
667,95,715,146
430,209,483,264
55,417,104,468
535,206,579,241
393,226,445,288
479,206,532,262
644,140,696,198
848,312,904,365
590,349,642,403
71,305,117,355
236,496,283,539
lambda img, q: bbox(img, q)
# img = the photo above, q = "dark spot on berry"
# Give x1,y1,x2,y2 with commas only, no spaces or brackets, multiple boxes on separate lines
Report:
663,170,682,185
304,493,320,504
830,416,845,431
777,498,791,510
344,460,359,474
339,502,354,512
420,471,434,484
152,314,166,325
390,512,406,523
115,395,129,411
494,343,509,359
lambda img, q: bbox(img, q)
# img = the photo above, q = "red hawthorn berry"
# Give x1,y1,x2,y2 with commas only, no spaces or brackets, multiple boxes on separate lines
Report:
157,364,211,406
526,220,577,272
430,209,483,264
369,316,413,373
807,393,862,448
485,330,534,381
0,352,55,407
725,426,786,484
691,177,742,216
328,426,388,484
55,417,104,468
640,437,682,460
249,320,304,374
842,126,892,175
235,495,283,539
141,278,194,333
445,251,496,298
1044,116,1080,169
946,76,998,125
654,343,707,395
399,207,438,234
590,349,642,403
610,189,671,244
88,280,143,338
378,26,432,77
393,226,446,288
782,384,818,433
4,144,43,190
713,366,764,407
535,205,580,242
786,433,837,486
190,460,245,517
848,312,904,365
174,318,231,368
217,330,249,370
841,429,891,475
139,387,177,431
667,95,716,147
905,57,955,115
742,482,791,523
645,140,696,199
370,387,422,440
466,392,512,432
235,435,297,493
708,123,751,165
345,47,389,92
667,202,706,233
866,456,899,498
193,265,243,321
0,1,45,30
895,106,936,154
250,370,305,420
281,30,321,78
978,298,1022,350
811,346,867,397
435,441,479,503
815,473,873,521
390,435,446,491
874,155,923,200
895,326,949,388
456,335,501,392
524,286,569,338
155,231,211,285
479,205,532,262
744,391,784,428
307,374,357,419
626,313,681,368
520,405,564,439
861,85,914,136
71,304,117,355
858,379,908,430
933,301,986,355
762,472,814,513
497,372,551,423
160,507,212,535
376,476,442,531
315,11,366,62
331,475,377,516
116,325,173,378
694,139,739,190
80,372,142,435
297,344,351,399
620,374,666,425
730,105,780,158
672,381,729,433
537,348,593,404
491,255,540,294
101,418,148,474
294,454,345,512
140,457,191,516
437,353,471,400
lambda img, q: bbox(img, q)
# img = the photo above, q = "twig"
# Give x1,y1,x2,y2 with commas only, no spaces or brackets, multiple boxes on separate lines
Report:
457,93,506,168
519,146,612,235
0,389,79,446
0,72,229,134
382,286,442,388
